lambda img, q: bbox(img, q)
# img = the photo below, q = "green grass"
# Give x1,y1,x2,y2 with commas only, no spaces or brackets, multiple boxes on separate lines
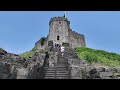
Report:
74,47,120,67
19,48,38,59
19,51,33,59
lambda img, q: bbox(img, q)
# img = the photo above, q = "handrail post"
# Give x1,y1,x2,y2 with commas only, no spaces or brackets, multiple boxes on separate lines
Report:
55,66,56,79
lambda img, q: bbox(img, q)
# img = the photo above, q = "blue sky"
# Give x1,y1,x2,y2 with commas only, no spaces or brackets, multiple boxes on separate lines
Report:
0,11,120,54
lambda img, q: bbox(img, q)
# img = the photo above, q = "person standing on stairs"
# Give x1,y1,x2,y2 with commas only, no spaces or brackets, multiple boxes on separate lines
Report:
57,45,61,62
61,45,65,57
44,51,49,67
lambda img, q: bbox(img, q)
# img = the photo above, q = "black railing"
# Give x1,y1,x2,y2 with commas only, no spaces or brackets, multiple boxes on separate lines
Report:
40,54,49,79
65,58,71,79
39,61,45,79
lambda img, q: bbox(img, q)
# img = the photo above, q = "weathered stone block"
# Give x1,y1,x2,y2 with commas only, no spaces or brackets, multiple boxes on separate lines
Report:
100,72,113,77
97,67,106,72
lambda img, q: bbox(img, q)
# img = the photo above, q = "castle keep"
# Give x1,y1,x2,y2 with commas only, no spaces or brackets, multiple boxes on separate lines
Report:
34,15,86,49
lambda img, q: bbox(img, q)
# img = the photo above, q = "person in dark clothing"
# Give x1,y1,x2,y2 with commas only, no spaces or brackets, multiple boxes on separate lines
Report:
50,46,53,52
59,45,61,57
44,51,49,67
45,52,49,58
0,55,2,59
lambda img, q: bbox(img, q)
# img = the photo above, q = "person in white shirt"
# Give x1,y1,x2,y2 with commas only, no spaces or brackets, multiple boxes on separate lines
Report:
61,46,65,57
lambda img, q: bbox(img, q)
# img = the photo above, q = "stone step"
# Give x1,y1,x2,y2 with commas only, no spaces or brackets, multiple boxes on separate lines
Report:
44,67,68,70
55,68,68,70
44,73,69,75
44,68,68,70
43,77,69,79
57,63,68,66
44,69,68,72
56,65,68,67
43,72,69,74
57,63,68,65
57,63,67,64
44,70,68,71
44,76,69,78
44,75,69,77
43,71,56,73
44,71,69,73
55,66,68,68
43,74,69,76
43,77,56,79
44,70,68,72
43,72,69,75
44,76,70,79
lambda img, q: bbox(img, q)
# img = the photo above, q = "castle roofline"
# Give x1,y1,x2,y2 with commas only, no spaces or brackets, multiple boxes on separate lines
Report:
49,16,70,25
51,16,69,21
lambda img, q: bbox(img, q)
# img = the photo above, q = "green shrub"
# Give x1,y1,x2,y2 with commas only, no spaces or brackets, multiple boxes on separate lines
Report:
40,37,46,46
32,48,37,52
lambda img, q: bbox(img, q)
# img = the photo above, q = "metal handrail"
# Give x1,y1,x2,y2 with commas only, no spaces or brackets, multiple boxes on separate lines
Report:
55,66,57,79
40,56,48,79
40,63,45,79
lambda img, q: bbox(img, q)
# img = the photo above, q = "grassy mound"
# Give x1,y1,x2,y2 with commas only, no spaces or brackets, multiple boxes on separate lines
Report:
19,51,33,59
74,47,120,67
19,48,38,59
19,48,46,59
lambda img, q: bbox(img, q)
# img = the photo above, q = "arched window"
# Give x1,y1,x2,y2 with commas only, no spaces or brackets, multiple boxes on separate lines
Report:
57,35,60,40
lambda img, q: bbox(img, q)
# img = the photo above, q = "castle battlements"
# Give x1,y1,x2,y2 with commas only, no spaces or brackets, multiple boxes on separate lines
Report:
49,16,70,25
69,29,84,39
34,15,86,50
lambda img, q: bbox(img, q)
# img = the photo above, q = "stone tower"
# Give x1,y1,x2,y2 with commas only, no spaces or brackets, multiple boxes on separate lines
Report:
48,16,70,46
34,15,86,50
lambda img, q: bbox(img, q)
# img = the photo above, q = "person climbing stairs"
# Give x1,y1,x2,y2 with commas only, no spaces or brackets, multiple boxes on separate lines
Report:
41,46,70,79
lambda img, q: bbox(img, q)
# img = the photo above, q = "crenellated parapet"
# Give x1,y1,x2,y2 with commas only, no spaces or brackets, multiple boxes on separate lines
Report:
34,15,86,50
49,16,70,25
69,29,85,39
68,28,86,47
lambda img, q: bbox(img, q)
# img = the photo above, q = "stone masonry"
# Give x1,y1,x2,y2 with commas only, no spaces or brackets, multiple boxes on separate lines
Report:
34,15,86,50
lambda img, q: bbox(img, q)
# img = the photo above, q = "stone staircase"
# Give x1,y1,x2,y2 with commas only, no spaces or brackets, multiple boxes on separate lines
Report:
42,57,70,79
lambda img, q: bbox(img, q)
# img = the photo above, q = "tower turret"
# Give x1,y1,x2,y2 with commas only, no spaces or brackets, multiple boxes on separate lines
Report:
48,16,70,46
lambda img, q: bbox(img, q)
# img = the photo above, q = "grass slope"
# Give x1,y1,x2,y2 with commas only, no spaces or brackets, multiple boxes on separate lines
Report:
19,48,38,59
74,47,120,67
19,51,33,59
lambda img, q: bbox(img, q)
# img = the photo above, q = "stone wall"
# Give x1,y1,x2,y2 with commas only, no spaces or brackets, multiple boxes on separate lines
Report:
0,61,43,79
16,62,43,79
33,16,86,50
65,47,120,79
68,29,86,48
69,60,120,79
1,47,120,79
0,49,46,79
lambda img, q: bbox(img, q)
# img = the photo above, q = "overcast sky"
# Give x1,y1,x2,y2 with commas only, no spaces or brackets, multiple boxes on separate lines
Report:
0,11,120,54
